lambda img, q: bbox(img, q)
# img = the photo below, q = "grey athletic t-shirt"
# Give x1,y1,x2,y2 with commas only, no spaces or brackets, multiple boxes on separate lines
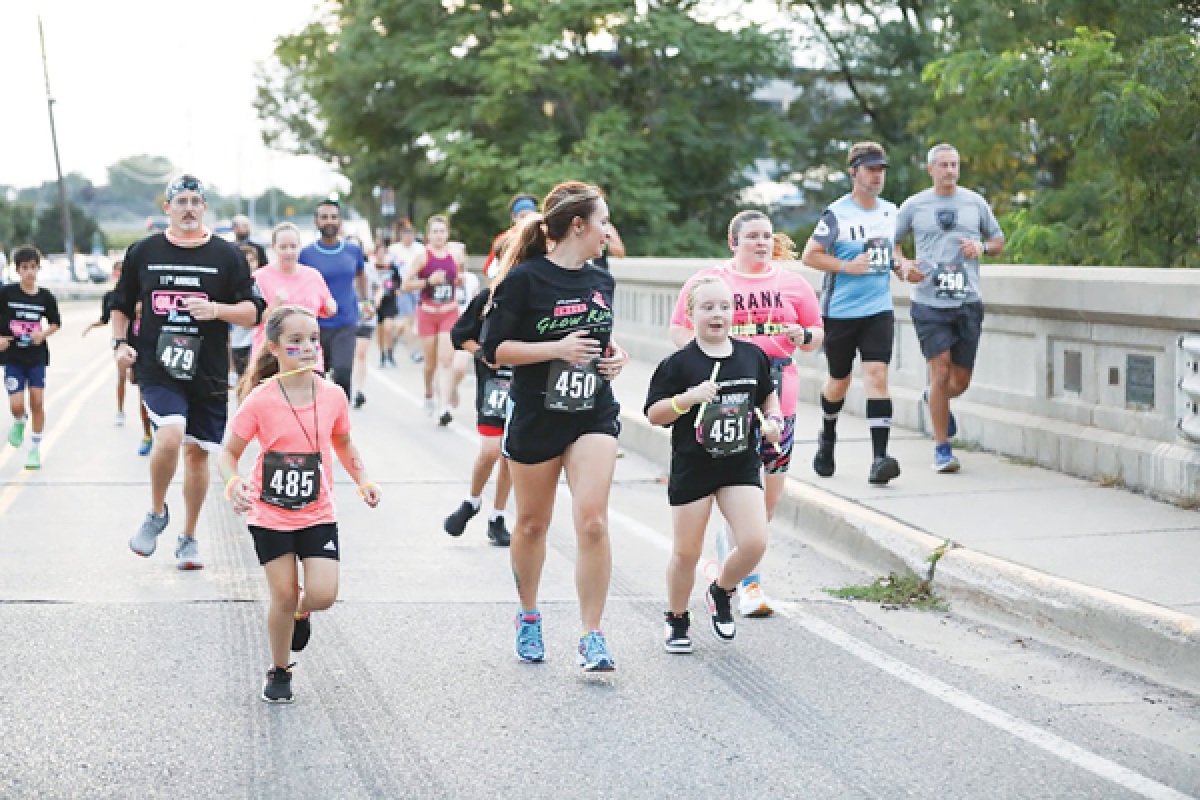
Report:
894,187,1003,308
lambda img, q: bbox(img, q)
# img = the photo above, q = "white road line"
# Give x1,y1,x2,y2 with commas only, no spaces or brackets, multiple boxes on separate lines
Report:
372,364,1192,799
606,507,1192,800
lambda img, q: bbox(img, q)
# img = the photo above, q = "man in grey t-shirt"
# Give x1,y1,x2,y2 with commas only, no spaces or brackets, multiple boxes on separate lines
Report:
895,143,1005,473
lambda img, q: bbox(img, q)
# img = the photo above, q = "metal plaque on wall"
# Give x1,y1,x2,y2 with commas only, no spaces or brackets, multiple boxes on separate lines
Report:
1126,354,1155,409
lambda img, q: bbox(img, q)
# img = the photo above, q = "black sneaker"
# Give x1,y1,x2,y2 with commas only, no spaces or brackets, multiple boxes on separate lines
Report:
262,664,294,703
487,516,511,546
868,455,901,485
291,613,311,652
813,432,836,477
438,410,453,427
705,581,736,642
353,391,366,409
663,611,693,654
444,500,479,537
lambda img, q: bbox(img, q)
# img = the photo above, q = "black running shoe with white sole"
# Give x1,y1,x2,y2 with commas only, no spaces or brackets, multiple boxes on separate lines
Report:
705,581,737,641
291,613,311,652
262,664,295,703
663,611,693,654
487,516,511,546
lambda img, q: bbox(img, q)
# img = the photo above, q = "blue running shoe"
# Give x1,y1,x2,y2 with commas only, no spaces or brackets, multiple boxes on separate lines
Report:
578,630,616,672
922,389,957,439
933,443,961,474
514,611,544,663
138,436,153,456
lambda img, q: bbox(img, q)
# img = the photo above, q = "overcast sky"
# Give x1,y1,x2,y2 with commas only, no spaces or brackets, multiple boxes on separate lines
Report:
3,0,342,197
4,0,795,199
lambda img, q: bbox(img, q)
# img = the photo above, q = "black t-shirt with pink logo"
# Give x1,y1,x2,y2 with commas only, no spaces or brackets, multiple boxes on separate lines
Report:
481,256,616,411
0,285,60,367
112,233,264,396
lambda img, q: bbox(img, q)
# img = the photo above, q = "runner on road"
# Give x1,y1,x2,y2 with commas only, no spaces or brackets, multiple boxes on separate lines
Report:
252,223,336,364
895,143,1005,473
349,234,383,409
646,276,780,652
113,174,266,569
300,200,369,401
221,305,380,703
802,141,917,485
402,215,464,426
385,220,423,364
669,211,824,617
479,181,629,671
84,260,153,454
1,246,61,470
445,259,512,547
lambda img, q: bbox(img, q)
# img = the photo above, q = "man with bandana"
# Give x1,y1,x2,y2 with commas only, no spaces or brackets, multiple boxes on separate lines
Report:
113,174,266,569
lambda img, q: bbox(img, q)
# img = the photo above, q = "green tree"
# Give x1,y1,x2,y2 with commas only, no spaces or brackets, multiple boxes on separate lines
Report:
0,197,37,258
105,155,176,212
257,0,795,254
924,26,1199,267
33,202,105,257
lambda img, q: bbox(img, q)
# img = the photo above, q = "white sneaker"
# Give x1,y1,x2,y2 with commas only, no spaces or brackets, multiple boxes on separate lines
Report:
114,411,126,427
738,581,774,618
423,397,435,417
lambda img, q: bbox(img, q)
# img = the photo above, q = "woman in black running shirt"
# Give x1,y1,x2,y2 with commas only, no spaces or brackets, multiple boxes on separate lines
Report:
480,181,628,672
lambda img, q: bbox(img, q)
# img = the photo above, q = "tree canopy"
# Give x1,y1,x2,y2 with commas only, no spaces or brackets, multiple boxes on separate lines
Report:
258,0,796,254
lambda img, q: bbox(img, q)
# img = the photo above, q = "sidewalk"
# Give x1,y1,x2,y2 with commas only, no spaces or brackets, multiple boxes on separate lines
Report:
610,354,1200,693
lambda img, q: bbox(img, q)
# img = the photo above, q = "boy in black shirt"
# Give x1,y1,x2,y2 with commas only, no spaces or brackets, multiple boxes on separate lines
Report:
0,247,61,470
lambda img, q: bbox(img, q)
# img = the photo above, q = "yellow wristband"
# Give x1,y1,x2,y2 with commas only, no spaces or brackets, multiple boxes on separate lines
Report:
670,396,688,415
224,475,242,499
356,482,380,498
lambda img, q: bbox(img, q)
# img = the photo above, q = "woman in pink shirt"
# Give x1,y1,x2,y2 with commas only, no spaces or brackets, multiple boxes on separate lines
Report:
251,223,337,360
668,210,825,618
220,305,381,704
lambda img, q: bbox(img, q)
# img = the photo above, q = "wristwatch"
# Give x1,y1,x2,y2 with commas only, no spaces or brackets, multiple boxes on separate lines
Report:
112,338,128,351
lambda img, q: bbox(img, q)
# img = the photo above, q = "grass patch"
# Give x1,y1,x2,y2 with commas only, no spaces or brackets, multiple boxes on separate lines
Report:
824,572,948,612
1097,473,1126,489
950,437,985,453
1005,455,1041,468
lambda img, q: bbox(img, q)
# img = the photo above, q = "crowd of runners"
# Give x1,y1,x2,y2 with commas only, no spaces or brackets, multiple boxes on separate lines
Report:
1,139,1002,701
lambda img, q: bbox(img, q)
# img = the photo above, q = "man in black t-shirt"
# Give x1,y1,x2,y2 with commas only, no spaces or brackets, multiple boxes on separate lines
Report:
112,174,265,570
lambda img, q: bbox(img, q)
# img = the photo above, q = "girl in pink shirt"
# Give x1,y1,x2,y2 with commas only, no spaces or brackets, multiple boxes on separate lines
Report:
668,211,825,617
220,305,381,704
251,223,337,361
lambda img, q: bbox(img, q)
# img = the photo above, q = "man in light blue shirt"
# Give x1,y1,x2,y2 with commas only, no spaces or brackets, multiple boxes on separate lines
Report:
895,143,1005,473
300,200,369,400
803,141,917,486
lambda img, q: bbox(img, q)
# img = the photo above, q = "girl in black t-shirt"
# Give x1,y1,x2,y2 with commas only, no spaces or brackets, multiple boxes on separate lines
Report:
644,277,782,652
479,181,629,672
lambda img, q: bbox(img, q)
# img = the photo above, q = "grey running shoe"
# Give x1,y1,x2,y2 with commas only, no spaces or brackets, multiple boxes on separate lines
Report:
487,516,511,547
130,505,169,557
175,535,204,570
262,664,295,703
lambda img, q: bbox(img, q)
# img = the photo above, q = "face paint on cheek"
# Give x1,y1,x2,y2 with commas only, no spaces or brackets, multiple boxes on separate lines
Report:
285,346,304,357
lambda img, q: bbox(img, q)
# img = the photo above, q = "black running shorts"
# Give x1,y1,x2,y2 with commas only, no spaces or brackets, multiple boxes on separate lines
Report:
501,399,621,465
249,522,340,565
821,310,895,380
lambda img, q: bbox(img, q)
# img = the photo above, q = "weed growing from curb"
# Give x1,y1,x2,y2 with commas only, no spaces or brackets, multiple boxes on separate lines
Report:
824,539,959,612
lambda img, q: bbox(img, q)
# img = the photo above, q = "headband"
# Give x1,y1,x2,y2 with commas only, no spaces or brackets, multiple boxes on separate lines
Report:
511,197,537,215
165,175,206,202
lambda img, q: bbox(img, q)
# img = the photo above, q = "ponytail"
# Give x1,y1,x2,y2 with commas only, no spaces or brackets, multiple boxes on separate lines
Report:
772,233,798,262
491,213,548,289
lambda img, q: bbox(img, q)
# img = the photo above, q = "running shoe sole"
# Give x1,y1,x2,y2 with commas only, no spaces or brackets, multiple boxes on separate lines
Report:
868,456,901,485
934,458,961,474
705,586,736,642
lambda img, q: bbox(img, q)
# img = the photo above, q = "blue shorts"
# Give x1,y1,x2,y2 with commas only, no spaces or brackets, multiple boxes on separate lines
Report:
5,365,46,394
141,382,228,452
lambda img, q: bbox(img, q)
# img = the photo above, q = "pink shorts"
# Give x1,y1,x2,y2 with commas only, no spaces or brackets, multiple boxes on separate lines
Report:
417,307,459,337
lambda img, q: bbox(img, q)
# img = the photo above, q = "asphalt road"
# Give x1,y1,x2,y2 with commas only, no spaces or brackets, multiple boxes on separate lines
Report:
0,306,1197,799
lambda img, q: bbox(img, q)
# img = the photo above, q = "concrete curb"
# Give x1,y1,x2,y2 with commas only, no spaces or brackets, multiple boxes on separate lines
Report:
618,407,1200,694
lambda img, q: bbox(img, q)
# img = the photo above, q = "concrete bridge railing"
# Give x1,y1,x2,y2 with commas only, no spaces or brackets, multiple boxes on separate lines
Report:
606,258,1200,503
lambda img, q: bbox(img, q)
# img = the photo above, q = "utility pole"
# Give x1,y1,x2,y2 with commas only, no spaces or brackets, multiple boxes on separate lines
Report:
38,16,74,273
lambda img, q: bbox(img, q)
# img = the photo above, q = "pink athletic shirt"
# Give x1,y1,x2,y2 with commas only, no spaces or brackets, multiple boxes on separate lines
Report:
252,264,335,363
670,262,822,416
231,377,352,531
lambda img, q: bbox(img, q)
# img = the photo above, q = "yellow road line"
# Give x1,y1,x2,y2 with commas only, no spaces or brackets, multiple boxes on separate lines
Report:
0,364,111,517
